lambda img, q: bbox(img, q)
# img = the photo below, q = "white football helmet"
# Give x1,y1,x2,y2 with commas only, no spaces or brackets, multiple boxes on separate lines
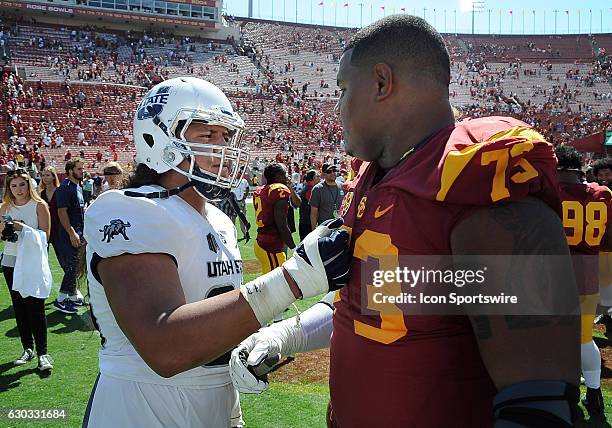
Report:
133,77,249,199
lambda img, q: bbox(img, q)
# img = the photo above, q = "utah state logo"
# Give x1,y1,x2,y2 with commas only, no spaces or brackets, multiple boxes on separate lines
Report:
136,85,170,120
100,219,131,242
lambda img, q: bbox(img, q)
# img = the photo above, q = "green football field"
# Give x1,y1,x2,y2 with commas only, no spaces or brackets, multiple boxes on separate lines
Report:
0,202,611,427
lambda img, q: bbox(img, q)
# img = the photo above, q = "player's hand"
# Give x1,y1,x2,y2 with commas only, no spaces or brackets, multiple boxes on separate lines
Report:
230,330,281,394
282,217,350,299
230,319,301,394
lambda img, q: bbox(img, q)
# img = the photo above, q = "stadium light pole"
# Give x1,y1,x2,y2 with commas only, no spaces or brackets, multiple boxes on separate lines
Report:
533,10,535,34
444,9,447,32
454,9,457,34
553,9,558,34
587,9,591,34
423,7,426,20
471,1,484,35
578,9,580,34
359,3,363,28
283,0,286,22
488,9,491,34
271,0,274,20
434,8,436,28
600,9,603,33
346,4,349,27
295,0,298,23
567,11,570,34
498,9,502,34
258,0,261,18
322,2,325,26
334,2,337,27
311,0,313,23
543,10,546,33
522,10,525,34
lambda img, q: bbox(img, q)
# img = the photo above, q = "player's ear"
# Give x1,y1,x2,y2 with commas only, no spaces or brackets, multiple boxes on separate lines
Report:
373,62,393,101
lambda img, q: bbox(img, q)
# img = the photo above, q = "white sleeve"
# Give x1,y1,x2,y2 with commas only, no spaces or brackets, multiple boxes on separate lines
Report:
84,190,184,261
298,300,334,352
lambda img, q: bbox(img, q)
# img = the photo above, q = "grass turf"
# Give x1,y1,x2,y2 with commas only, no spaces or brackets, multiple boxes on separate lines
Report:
0,202,610,427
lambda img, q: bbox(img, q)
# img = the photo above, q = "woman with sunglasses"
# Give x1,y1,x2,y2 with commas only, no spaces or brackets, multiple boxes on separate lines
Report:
0,168,53,371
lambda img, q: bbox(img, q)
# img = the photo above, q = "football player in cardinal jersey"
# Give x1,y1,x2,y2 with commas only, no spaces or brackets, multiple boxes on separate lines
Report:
556,145,612,420
253,163,296,273
82,77,351,428
592,158,612,334
231,16,580,427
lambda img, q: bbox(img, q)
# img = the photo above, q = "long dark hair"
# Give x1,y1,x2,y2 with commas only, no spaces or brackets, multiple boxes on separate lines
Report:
125,163,162,188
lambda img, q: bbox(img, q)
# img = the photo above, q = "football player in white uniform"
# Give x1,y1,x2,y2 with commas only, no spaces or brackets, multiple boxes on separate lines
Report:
82,77,351,428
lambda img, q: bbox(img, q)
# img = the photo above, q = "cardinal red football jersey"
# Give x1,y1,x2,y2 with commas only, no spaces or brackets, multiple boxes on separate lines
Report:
330,116,561,427
253,183,290,253
559,181,611,296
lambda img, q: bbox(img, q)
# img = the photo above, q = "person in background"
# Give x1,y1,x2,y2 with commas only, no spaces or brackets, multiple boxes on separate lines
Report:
53,159,85,314
92,173,104,198
0,168,53,371
38,167,61,250
309,163,343,230
298,170,320,241
231,172,250,238
592,158,612,188
593,158,612,333
555,145,612,420
253,163,296,272
82,172,94,206
102,162,124,192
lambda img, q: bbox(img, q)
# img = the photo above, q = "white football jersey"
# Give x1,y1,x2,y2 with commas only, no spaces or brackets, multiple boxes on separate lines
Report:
84,185,243,388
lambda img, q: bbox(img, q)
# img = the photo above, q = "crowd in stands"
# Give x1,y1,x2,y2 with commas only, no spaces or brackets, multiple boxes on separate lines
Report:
0,17,610,183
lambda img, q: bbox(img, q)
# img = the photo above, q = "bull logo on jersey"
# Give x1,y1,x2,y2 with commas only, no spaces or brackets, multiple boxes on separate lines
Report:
136,86,170,120
338,192,354,217
207,233,220,253
99,219,131,242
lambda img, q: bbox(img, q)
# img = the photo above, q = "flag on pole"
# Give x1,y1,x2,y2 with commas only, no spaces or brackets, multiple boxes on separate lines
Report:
343,3,349,6
400,7,405,12
509,10,513,15
565,10,569,14
319,1,324,5
380,5,385,11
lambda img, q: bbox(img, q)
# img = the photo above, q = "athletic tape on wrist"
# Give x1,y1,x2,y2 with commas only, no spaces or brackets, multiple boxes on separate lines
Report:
240,267,296,327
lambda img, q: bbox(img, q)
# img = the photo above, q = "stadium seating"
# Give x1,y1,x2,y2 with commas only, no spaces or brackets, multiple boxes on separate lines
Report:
1,18,610,173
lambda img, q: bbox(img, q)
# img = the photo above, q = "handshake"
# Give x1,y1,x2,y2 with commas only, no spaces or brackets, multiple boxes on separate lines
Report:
234,218,350,392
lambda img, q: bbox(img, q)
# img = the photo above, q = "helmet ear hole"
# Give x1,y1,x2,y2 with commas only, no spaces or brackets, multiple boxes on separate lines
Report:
175,120,188,140
143,134,155,148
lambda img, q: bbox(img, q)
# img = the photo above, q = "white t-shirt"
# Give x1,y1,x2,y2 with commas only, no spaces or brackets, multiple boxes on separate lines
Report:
85,186,243,388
